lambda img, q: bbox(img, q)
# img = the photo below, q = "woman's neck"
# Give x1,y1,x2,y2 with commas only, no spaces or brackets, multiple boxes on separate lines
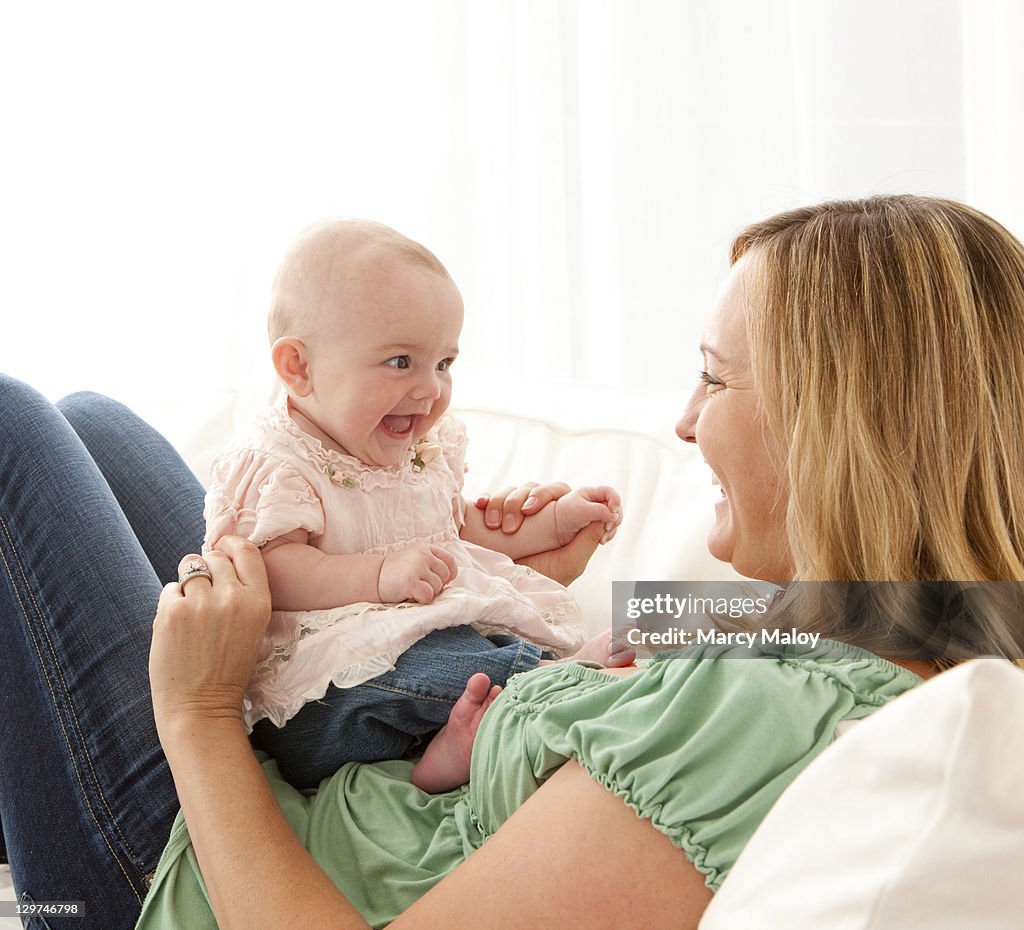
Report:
890,658,941,680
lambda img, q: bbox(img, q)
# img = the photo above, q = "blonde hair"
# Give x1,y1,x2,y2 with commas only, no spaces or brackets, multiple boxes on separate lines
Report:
268,218,453,343
733,195,1024,660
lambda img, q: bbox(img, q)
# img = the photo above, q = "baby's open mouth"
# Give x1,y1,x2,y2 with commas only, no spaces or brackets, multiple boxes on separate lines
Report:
380,414,415,436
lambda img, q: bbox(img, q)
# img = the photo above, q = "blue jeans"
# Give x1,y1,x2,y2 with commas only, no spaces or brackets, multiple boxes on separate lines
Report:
251,629,540,788
0,377,204,929
0,376,544,925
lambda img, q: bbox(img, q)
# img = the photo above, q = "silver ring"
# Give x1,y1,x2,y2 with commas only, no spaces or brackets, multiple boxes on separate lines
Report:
178,558,213,590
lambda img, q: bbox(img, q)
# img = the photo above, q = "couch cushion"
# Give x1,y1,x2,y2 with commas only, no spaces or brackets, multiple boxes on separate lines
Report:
453,407,737,634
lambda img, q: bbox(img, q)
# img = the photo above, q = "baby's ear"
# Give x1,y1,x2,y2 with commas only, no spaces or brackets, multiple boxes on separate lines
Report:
271,337,312,396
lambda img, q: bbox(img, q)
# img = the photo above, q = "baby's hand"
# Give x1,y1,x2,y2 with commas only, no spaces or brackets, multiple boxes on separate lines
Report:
378,542,458,605
552,486,623,547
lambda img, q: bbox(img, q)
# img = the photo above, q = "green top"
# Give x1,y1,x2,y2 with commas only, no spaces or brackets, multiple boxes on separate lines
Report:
135,639,922,929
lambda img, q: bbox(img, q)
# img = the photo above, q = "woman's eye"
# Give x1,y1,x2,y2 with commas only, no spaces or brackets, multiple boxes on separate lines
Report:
386,356,411,370
698,369,724,389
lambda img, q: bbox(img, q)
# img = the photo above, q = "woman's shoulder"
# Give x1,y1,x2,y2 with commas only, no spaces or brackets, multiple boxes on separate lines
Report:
484,639,924,767
497,638,921,709
650,637,925,708
469,644,925,892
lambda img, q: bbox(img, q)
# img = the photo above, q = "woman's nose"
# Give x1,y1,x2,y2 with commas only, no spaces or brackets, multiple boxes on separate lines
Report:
675,388,701,444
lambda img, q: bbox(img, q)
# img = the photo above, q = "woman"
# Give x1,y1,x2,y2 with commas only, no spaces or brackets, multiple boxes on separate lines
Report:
2,194,1023,929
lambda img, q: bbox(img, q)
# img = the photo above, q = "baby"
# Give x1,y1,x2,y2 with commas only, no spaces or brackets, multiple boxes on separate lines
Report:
204,219,629,793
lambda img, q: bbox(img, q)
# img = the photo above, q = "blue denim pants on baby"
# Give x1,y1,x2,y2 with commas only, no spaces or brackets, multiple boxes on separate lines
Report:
251,627,541,789
0,376,205,930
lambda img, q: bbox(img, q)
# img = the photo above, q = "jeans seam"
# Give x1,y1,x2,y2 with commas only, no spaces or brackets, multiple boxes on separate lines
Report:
510,638,540,675
0,511,144,903
360,683,457,703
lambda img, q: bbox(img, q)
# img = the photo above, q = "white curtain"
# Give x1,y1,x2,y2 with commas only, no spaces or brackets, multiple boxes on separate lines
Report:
0,0,1020,413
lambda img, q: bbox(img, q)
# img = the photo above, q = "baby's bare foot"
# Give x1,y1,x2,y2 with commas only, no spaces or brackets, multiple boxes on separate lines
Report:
410,672,502,794
540,630,637,668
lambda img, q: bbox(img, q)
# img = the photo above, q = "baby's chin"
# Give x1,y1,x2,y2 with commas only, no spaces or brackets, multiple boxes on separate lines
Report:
364,447,411,469
358,434,414,469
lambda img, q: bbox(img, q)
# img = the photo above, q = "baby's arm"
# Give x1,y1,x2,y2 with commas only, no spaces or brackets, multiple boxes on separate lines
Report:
460,486,622,561
261,530,457,610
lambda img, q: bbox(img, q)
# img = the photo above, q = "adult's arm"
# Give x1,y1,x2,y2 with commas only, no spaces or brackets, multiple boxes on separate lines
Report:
150,537,712,930
152,538,361,928
391,760,712,929
514,518,604,586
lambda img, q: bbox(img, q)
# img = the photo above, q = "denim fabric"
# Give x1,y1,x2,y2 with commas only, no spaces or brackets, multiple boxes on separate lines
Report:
0,376,545,924
0,377,203,929
55,392,207,585
251,627,541,788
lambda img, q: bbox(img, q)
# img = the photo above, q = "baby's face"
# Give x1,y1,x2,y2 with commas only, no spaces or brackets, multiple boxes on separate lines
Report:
300,258,463,468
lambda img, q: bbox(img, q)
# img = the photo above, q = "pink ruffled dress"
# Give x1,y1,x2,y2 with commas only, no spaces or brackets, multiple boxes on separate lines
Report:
203,397,585,730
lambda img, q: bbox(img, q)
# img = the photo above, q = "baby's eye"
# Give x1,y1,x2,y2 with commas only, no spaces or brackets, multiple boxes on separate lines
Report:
386,356,411,370
437,357,455,372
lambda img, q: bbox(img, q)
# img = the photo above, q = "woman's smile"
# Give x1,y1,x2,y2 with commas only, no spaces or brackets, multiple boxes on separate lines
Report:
677,253,792,583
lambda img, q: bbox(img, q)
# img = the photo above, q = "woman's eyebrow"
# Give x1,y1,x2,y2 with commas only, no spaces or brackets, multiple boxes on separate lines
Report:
700,343,726,362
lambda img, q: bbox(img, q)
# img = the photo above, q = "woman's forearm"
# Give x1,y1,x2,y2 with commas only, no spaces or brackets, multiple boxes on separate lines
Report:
151,540,371,928
160,715,370,930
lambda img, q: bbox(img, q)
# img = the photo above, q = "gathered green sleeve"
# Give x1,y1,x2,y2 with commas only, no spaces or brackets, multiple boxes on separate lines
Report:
468,641,921,889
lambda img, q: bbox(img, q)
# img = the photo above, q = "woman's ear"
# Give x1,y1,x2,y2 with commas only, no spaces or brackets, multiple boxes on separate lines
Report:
271,337,313,396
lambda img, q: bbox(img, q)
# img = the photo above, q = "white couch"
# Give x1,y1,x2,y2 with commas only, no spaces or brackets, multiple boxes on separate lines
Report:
2,372,1022,928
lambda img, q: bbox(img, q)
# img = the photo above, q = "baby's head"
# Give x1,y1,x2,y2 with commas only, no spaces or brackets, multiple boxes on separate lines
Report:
268,219,463,468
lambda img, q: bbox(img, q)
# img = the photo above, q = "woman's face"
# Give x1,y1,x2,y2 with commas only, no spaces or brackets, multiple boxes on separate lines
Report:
676,253,794,582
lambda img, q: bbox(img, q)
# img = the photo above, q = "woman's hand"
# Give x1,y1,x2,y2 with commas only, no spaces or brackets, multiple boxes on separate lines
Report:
515,520,605,587
475,481,571,533
149,536,272,734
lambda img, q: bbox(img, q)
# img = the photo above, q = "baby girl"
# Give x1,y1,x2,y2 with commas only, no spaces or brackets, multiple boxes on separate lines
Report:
204,219,629,793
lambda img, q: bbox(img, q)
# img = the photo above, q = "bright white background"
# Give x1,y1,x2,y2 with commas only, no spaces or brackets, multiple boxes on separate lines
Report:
2,0,1023,421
